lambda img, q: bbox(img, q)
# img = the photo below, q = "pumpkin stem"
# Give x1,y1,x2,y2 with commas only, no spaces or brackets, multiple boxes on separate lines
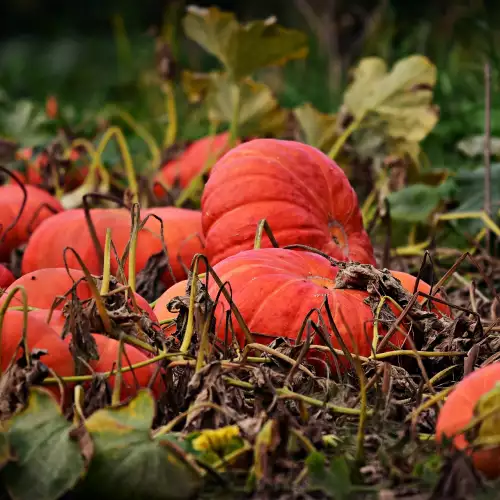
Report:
0,285,30,374
105,105,161,174
121,211,176,286
127,203,141,294
327,111,365,160
25,202,60,237
73,384,85,426
163,81,178,149
179,256,200,354
62,138,110,202
63,247,113,334
94,126,139,205
195,297,214,373
253,219,280,249
100,228,112,295
111,335,125,406
204,256,254,346
62,248,156,354
228,82,241,148
43,350,172,385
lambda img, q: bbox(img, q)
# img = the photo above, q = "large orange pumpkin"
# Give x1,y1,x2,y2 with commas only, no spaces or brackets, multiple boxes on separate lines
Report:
201,139,375,266
436,363,500,479
154,249,450,372
22,207,204,287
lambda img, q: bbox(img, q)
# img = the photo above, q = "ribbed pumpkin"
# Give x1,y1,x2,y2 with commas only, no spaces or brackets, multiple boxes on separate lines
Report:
154,249,449,370
22,207,204,287
201,139,375,266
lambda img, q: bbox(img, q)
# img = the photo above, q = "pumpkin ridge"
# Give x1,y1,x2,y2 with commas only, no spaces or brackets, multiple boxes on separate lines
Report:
245,277,308,333
203,168,327,225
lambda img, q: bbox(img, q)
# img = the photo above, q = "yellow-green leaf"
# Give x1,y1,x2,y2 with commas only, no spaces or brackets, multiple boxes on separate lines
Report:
82,389,201,500
182,71,286,137
473,382,500,447
293,103,338,152
183,5,308,81
344,55,438,143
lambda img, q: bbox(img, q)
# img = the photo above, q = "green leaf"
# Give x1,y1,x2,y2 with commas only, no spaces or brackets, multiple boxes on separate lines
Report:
183,6,308,81
0,430,11,470
457,135,500,159
183,71,286,137
387,181,455,223
82,389,201,500
1,387,86,500
412,453,443,487
0,100,53,146
449,163,500,235
344,55,438,143
293,103,338,152
306,451,352,500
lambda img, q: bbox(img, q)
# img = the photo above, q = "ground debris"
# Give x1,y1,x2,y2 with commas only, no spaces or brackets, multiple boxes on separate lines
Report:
0,348,51,420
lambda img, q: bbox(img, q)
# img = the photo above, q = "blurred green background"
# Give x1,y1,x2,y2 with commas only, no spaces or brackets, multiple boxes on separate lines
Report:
1,0,500,168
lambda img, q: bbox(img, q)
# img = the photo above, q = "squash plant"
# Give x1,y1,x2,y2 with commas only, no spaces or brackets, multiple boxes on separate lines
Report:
175,5,308,206
182,4,308,144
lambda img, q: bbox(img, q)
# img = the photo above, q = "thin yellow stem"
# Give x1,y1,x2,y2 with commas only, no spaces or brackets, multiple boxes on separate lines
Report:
100,228,112,295
163,81,177,148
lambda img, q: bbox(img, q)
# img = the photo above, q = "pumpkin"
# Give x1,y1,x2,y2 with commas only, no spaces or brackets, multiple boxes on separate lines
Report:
436,363,500,479
390,270,451,317
0,310,74,400
0,265,15,289
84,334,163,400
154,132,235,197
154,249,447,372
0,268,157,322
29,309,67,333
22,207,204,286
0,184,63,260
201,138,375,266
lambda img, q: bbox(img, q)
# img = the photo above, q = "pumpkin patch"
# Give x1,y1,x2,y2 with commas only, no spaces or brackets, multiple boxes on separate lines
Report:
0,5,496,495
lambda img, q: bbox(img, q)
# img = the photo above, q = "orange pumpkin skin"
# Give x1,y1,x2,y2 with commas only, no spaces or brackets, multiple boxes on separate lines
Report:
0,310,74,400
21,207,204,287
29,309,67,333
86,334,163,401
436,363,500,479
390,270,451,317
0,265,15,289
0,184,63,260
154,249,432,373
154,132,235,197
201,139,375,266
